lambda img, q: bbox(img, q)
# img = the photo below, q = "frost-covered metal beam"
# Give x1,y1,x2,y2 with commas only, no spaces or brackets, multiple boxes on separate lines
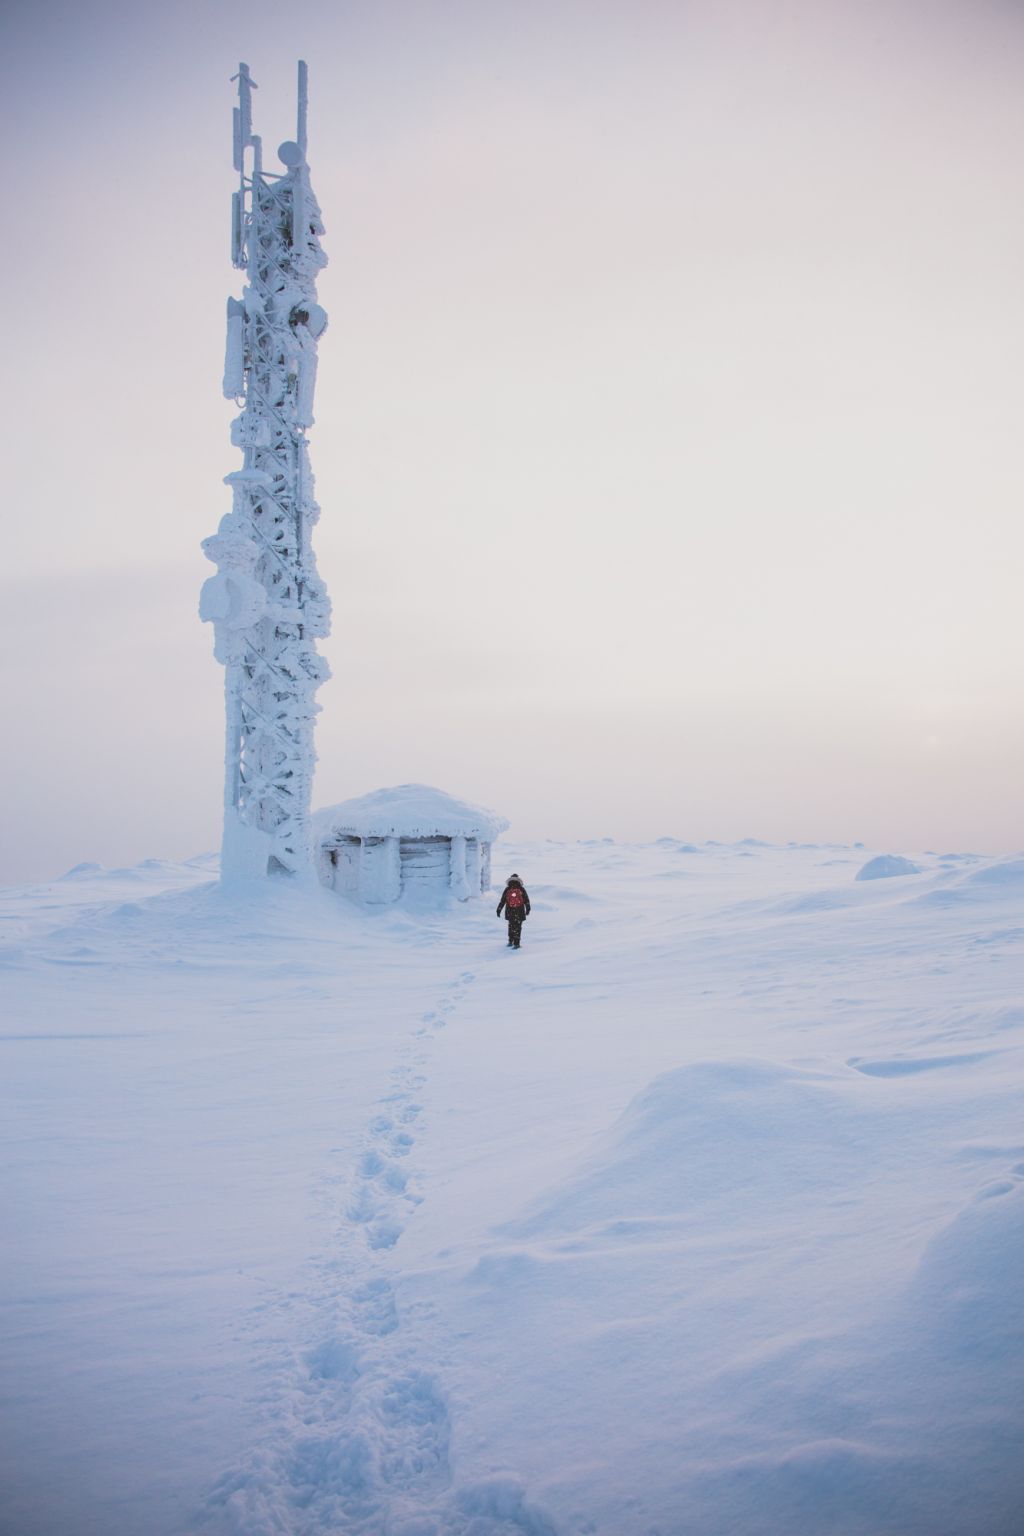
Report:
200,62,332,881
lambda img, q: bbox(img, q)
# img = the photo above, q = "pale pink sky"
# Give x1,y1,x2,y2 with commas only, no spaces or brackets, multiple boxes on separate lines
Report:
2,0,1022,881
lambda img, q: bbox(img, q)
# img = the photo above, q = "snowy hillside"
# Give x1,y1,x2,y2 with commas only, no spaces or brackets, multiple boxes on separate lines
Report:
2,839,1023,1536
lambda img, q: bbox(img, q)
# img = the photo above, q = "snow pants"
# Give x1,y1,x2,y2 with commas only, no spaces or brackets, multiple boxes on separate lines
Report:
506,914,524,948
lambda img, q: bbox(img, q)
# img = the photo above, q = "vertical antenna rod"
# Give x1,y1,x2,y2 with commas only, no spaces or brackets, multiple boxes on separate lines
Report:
297,59,309,157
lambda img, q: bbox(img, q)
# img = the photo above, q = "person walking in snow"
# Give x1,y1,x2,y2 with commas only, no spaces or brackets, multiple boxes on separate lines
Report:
497,873,531,949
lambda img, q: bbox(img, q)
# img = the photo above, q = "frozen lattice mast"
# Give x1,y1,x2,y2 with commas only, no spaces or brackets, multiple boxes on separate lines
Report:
200,62,332,880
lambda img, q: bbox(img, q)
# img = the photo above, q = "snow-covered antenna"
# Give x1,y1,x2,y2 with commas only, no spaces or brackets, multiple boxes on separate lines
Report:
297,60,309,157
200,64,332,881
231,63,256,173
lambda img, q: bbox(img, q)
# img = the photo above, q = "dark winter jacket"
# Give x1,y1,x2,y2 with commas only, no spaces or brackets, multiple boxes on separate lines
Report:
497,879,531,919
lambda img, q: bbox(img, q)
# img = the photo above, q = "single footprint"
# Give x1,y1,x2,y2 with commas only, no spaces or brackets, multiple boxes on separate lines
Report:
353,1276,399,1337
305,1335,361,1386
346,1184,378,1224
375,1371,451,1494
368,1219,404,1251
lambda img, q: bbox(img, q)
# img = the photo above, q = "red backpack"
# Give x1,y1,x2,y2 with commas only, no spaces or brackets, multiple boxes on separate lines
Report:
505,885,525,911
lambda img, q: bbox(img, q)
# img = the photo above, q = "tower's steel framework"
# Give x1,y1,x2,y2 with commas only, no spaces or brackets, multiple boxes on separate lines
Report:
201,62,331,879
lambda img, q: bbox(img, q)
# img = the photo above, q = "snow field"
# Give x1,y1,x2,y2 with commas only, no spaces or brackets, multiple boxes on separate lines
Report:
1,841,1022,1534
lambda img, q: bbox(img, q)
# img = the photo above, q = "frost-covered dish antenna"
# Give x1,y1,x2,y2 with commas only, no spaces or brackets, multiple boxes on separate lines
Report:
200,61,332,880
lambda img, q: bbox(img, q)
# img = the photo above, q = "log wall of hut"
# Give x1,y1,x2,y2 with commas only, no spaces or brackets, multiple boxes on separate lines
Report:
360,835,401,905
465,838,481,893
399,836,449,892
318,833,495,903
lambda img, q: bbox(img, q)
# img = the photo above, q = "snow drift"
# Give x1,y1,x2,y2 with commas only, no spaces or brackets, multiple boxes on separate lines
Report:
2,838,1022,1535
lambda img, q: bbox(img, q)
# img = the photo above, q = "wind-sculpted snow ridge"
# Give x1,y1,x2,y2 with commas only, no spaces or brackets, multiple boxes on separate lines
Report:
496,1060,872,1240
963,856,1024,886
435,1053,1024,1534
669,1179,1024,1536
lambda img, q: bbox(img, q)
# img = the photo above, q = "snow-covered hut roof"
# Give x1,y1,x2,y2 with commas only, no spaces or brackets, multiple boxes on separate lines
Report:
314,784,509,844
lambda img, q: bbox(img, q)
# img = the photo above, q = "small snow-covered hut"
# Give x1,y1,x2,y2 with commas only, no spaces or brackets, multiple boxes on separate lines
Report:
314,785,508,905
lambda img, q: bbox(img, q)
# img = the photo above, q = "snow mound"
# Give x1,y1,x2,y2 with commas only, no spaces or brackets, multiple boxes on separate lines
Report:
620,1171,1024,1536
502,1061,863,1240
314,784,508,843
855,854,922,881
900,1179,1024,1362
963,858,1024,888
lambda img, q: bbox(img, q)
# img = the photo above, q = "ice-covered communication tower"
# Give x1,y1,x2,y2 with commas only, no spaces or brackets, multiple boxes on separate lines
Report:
200,62,332,880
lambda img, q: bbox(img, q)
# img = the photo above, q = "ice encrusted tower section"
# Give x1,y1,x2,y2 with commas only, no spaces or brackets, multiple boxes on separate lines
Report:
200,62,331,880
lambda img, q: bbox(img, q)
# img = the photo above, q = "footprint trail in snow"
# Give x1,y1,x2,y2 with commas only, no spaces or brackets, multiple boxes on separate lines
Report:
201,969,557,1536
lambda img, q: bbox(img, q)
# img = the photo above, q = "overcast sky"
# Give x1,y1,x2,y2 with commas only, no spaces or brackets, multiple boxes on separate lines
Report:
2,0,1022,882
